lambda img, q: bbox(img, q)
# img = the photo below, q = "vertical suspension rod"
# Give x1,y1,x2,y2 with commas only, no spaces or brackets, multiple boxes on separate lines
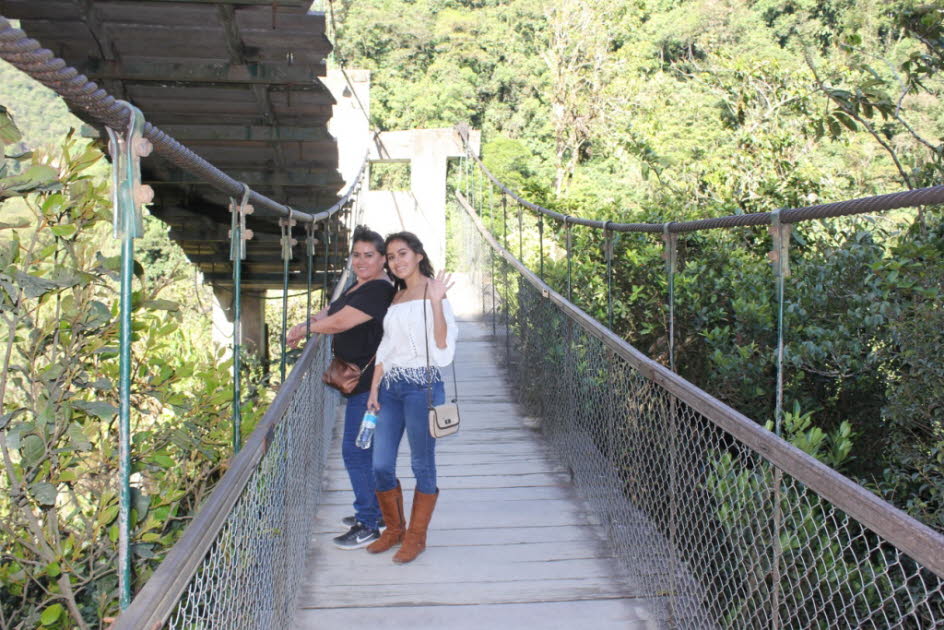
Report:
663,223,678,373
604,223,614,330
279,216,296,383
107,101,149,610
502,194,508,249
229,185,253,453
565,217,573,303
305,222,315,341
321,223,331,309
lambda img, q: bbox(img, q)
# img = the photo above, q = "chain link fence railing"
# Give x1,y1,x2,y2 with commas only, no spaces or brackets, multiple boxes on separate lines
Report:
452,192,944,629
112,297,342,630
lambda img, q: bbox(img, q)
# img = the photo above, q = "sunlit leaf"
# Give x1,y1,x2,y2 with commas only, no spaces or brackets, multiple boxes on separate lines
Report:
0,164,59,197
21,434,44,466
30,482,57,506
50,224,77,238
13,272,58,299
73,400,117,420
39,603,63,626
0,105,22,146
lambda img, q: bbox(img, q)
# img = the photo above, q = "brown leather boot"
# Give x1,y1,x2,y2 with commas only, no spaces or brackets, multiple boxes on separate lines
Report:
393,489,438,564
367,481,404,554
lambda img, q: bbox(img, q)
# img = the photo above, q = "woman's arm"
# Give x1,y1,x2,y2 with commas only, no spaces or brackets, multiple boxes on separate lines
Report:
310,306,371,334
427,271,454,349
430,300,448,349
367,362,384,413
286,306,370,348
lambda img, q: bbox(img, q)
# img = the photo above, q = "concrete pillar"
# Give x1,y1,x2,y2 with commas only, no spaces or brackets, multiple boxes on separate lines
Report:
211,287,266,358
362,128,481,270
323,68,371,191
322,68,482,269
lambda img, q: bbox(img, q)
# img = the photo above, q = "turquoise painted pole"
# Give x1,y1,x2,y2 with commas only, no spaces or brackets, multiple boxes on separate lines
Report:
565,218,572,303
305,223,315,342
279,217,296,383
107,102,149,610
769,209,791,437
604,224,613,330
229,185,252,453
117,233,134,609
663,224,678,373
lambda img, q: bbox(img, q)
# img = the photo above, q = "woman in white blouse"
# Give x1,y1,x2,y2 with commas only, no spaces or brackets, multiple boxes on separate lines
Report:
365,231,457,564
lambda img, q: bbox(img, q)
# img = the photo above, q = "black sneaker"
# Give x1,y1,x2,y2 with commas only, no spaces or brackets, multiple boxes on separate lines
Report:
333,522,380,550
341,515,385,529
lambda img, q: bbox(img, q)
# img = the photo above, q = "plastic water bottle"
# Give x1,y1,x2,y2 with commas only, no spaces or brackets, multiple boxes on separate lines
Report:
355,411,378,449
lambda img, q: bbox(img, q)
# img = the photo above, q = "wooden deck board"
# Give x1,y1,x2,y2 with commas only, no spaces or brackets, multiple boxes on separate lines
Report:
293,320,670,629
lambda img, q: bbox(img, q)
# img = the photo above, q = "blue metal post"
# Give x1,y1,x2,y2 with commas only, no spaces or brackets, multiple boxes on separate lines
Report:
769,210,791,436
321,224,330,309
604,224,614,330
107,102,148,610
305,222,315,341
768,209,790,630
229,185,252,453
565,218,572,303
279,217,296,383
663,224,678,373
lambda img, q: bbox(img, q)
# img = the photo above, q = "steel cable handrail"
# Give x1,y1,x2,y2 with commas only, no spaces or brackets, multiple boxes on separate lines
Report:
454,126,944,233
111,264,352,629
0,16,364,224
456,190,944,579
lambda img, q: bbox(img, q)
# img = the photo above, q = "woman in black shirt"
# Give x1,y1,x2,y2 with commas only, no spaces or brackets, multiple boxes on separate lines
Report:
287,225,394,549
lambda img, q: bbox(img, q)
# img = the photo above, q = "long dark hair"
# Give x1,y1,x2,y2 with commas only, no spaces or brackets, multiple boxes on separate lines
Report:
384,231,434,291
351,224,385,255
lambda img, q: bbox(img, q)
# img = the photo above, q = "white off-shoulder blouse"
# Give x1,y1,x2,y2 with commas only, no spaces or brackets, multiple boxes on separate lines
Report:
375,298,458,384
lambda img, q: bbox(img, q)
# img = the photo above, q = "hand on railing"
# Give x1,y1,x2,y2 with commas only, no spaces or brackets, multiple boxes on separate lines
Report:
286,310,327,349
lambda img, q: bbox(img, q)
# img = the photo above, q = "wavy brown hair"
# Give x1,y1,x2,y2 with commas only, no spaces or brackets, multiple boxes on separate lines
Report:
384,231,434,290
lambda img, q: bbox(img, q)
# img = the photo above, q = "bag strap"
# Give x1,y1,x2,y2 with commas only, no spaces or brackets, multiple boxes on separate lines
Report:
423,283,459,410
332,336,376,373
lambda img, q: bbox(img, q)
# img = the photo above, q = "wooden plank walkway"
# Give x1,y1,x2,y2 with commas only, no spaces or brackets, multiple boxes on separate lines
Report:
293,319,669,629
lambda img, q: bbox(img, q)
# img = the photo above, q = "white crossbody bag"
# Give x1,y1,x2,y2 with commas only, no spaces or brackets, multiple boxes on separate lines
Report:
423,285,460,438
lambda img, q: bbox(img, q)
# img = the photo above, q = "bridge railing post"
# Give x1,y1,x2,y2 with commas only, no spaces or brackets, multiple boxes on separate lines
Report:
229,184,253,453
107,101,149,611
305,222,316,342
279,217,297,384
662,224,678,373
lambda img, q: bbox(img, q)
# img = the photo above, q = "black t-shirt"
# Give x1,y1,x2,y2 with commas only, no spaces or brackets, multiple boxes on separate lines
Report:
328,278,395,396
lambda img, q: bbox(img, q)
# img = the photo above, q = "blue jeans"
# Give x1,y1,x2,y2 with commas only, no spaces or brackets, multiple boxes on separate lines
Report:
373,377,444,495
341,392,380,529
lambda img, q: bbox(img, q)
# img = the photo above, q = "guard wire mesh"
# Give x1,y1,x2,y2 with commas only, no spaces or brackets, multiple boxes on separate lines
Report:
113,329,340,630
452,192,944,629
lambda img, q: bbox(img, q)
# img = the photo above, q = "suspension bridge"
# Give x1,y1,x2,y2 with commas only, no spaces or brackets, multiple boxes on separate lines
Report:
0,3,942,629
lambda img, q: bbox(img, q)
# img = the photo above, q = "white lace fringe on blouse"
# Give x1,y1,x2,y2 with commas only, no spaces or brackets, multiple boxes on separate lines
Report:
376,298,458,385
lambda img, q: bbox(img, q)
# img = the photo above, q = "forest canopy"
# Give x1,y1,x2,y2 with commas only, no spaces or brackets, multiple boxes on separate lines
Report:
334,0,944,532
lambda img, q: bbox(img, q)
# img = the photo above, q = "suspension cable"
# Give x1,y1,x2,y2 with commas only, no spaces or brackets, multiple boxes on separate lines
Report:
455,125,944,234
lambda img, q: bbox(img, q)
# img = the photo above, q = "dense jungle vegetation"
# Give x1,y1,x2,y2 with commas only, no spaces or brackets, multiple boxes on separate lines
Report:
0,0,942,627
0,59,276,627
334,0,944,534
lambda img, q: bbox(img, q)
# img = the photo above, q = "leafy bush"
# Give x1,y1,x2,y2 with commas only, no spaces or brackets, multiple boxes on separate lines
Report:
0,114,261,627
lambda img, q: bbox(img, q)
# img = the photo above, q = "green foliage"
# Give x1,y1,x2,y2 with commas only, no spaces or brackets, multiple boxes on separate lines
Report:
420,0,944,531
0,111,261,627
